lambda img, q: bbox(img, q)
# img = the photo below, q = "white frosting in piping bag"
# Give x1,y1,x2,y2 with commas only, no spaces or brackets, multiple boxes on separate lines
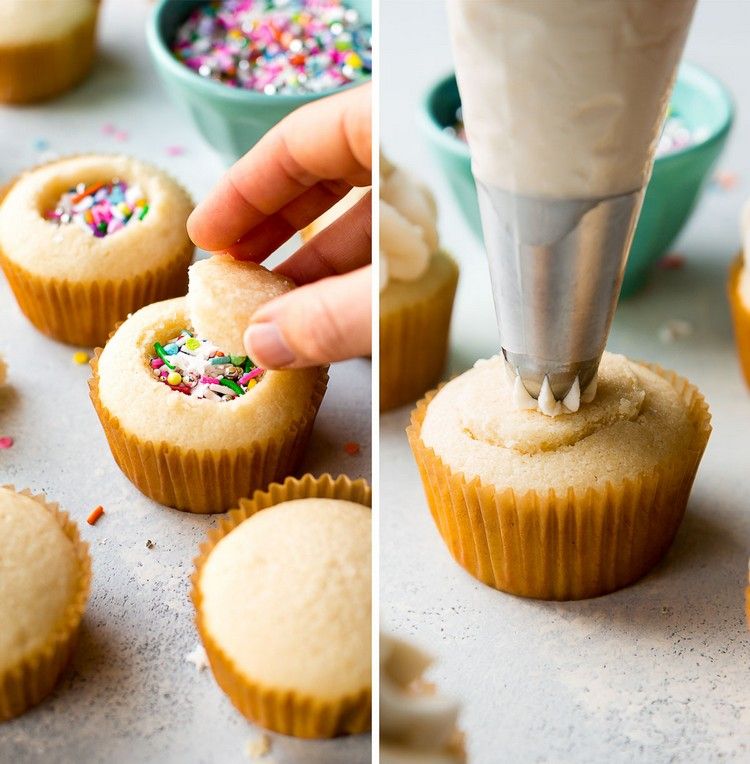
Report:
447,0,696,198
505,361,597,417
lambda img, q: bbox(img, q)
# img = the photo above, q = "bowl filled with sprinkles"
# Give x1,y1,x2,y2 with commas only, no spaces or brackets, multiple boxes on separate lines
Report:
147,0,372,162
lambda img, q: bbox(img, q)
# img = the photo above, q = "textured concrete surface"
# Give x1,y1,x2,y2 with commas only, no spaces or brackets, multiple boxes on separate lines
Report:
0,2,371,762
381,2,750,762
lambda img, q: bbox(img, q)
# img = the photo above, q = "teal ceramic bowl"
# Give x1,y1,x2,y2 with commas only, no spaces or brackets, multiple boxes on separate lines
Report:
147,0,371,164
421,63,734,297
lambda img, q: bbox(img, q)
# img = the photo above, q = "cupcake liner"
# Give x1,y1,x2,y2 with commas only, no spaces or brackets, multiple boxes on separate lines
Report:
380,256,458,412
728,254,750,389
0,242,193,347
0,487,91,721
0,6,99,104
407,363,712,601
192,474,372,737
89,350,330,514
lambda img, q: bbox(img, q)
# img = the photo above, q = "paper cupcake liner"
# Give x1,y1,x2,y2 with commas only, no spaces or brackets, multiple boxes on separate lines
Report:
728,255,750,390
380,258,458,412
191,474,372,737
0,487,91,721
89,350,329,514
0,7,98,104
407,363,712,601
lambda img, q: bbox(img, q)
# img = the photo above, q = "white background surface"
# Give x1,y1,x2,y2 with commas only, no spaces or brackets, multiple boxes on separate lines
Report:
0,2,371,763
381,1,750,762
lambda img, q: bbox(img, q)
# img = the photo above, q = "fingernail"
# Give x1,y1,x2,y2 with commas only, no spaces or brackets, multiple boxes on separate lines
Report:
244,323,296,368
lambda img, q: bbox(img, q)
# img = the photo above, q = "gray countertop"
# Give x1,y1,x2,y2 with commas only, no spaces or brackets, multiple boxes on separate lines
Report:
381,1,750,762
0,2,371,762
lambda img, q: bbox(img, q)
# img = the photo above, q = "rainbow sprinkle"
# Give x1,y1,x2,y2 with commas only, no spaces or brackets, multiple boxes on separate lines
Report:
45,180,148,238
150,329,265,401
171,0,371,95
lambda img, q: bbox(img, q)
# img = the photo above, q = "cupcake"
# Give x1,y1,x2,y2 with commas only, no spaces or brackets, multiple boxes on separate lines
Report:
0,154,194,347
381,633,466,763
728,252,750,389
0,0,99,104
379,156,458,411
0,486,91,721
90,255,328,513
192,474,371,737
408,352,711,600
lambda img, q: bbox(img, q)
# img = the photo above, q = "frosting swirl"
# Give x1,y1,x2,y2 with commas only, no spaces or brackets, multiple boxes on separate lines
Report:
380,633,465,763
380,156,439,291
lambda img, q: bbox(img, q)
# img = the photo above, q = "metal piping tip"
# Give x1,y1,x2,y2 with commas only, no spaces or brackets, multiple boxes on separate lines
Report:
477,183,645,410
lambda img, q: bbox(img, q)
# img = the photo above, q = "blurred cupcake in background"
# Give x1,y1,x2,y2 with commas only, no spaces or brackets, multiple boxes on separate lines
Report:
379,155,458,411
728,202,750,389
0,0,100,104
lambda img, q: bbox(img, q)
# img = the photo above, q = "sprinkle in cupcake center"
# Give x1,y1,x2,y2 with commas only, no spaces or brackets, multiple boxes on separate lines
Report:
151,329,265,401
171,0,372,95
44,180,149,238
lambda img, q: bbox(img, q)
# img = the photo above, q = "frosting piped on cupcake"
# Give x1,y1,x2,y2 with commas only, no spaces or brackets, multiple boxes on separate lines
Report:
380,155,439,292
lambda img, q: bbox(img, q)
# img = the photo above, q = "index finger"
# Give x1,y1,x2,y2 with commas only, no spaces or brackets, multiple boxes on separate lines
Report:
187,82,372,252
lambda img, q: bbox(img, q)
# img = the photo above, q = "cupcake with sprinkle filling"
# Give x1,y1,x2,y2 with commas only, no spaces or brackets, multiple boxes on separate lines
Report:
0,154,194,346
89,255,328,513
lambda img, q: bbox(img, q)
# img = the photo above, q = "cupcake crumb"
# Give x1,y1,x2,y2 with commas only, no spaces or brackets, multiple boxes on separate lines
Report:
146,539,155,549
185,644,209,672
245,734,272,759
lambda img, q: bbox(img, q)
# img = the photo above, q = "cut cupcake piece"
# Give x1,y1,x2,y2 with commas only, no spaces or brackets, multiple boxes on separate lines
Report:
192,474,372,737
0,0,99,104
381,633,466,764
0,486,91,721
0,154,194,346
409,352,711,600
90,258,328,513
188,255,294,358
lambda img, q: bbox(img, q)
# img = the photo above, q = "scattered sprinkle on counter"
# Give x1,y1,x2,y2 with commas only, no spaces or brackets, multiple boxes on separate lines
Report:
87,505,105,525
0,436,14,450
73,351,90,364
658,253,686,270
172,0,371,95
714,169,739,191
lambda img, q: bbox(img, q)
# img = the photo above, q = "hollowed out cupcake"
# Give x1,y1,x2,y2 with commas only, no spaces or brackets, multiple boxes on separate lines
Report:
379,156,458,411
90,256,328,513
408,352,711,601
192,474,371,737
0,0,100,104
0,486,91,721
0,154,194,346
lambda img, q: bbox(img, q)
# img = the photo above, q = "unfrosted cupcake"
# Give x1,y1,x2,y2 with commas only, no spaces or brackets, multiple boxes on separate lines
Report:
379,156,458,411
90,255,328,513
408,352,711,600
0,0,99,103
0,154,194,346
192,474,372,737
0,486,91,720
381,633,466,763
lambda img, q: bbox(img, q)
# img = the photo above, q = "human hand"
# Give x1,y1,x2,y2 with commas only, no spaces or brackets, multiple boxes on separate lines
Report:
187,83,372,370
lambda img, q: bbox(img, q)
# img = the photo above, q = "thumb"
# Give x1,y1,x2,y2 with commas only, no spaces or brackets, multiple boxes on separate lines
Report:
244,266,372,369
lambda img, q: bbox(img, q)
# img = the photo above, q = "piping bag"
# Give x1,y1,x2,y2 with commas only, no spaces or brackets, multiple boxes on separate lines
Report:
447,0,696,414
